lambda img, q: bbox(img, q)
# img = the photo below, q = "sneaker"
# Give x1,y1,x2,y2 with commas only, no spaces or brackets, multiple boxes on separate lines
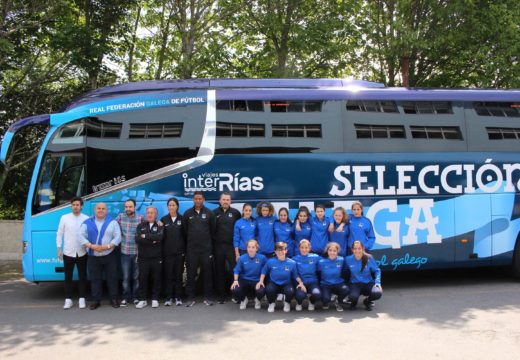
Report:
295,304,303,312
254,298,261,310
349,302,357,310
239,298,249,310
136,300,148,309
363,298,373,311
186,300,196,307
308,302,315,311
203,299,214,306
322,304,330,310
78,298,86,309
336,301,344,312
267,303,275,313
152,300,159,308
120,299,128,307
283,301,291,312
175,298,183,306
63,298,73,310
217,299,226,304
133,299,139,305
276,294,284,302
331,294,337,302
231,298,238,304
164,299,173,306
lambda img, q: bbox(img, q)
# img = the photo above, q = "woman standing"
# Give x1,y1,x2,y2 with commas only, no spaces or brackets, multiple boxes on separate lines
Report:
328,207,349,256
310,204,330,255
348,202,376,251
233,203,256,260
293,206,312,255
345,240,382,311
255,201,276,257
274,207,295,257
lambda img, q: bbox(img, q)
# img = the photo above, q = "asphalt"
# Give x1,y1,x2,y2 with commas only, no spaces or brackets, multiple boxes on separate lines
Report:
0,267,519,359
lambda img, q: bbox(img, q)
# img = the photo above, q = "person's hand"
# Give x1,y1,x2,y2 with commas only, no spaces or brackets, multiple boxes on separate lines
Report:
328,223,334,233
295,220,301,232
375,284,382,291
57,248,63,260
256,281,264,290
337,223,344,232
297,283,306,293
157,221,164,226
235,250,240,262
141,234,146,238
231,280,239,290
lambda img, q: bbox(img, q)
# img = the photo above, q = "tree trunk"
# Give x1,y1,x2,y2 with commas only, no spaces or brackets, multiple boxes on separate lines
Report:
401,55,410,87
127,5,142,82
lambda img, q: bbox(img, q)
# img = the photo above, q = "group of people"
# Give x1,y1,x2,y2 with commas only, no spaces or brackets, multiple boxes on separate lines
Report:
56,191,382,312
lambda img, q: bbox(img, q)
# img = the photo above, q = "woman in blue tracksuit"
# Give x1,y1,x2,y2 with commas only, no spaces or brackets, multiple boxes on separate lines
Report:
274,207,295,257
255,201,276,257
257,242,306,313
293,240,321,311
348,202,376,251
328,207,350,256
310,204,330,255
231,239,267,310
293,206,312,255
233,203,257,261
345,240,382,311
318,242,349,312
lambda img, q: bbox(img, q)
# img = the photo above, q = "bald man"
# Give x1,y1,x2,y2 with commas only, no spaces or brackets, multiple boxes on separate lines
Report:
79,202,122,310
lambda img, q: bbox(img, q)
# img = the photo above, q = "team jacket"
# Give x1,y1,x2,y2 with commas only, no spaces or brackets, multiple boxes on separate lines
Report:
274,220,295,256
292,253,320,284
234,253,267,282
310,216,330,254
293,220,312,247
183,206,216,254
255,215,276,254
233,217,257,250
261,257,299,286
329,222,349,257
318,256,346,286
348,216,376,250
135,221,164,259
160,214,186,256
345,255,382,285
213,207,241,248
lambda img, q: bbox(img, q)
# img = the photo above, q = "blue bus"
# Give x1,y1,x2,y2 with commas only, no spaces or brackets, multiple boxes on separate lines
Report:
1,78,520,282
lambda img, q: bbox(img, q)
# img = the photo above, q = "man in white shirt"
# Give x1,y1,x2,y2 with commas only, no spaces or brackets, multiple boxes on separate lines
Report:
56,197,89,309
79,202,122,310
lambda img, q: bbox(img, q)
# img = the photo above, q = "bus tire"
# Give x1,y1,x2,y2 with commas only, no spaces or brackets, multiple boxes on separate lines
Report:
512,234,520,280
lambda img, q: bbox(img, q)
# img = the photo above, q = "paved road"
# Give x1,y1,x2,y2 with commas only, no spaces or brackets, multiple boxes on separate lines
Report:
1,268,519,360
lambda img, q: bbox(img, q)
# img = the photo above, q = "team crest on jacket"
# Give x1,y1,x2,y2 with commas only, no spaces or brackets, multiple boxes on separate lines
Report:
228,213,233,217
336,263,342,268
152,226,157,231
202,214,206,219
177,220,181,225
284,266,289,271
255,259,260,263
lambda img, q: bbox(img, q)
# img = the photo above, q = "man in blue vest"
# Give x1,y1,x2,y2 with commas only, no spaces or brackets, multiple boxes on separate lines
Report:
79,202,122,310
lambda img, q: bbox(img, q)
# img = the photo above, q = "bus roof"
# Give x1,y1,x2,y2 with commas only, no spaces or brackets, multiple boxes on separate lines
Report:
62,78,520,112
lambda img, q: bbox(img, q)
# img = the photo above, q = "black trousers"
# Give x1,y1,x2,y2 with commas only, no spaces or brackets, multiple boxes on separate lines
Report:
163,254,184,299
214,245,236,300
139,257,162,301
186,251,213,300
63,254,88,299
88,251,118,302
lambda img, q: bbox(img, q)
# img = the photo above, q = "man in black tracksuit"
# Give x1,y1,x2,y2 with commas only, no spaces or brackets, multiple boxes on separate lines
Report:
183,191,216,306
213,192,241,303
135,206,163,308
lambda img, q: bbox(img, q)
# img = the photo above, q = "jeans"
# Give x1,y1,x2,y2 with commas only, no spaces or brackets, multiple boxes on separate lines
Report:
294,282,321,305
321,283,349,306
88,251,118,302
265,282,295,303
121,253,139,301
232,279,265,302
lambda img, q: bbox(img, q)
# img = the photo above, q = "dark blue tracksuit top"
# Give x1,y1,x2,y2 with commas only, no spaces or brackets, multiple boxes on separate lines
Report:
310,216,330,254
255,215,276,255
329,222,349,257
261,257,298,286
293,220,312,246
233,217,256,250
318,256,346,286
292,253,320,284
274,220,294,255
234,253,267,282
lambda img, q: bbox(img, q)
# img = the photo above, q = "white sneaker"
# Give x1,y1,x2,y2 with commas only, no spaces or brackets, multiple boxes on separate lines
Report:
152,300,159,308
136,300,148,309
164,299,173,306
276,294,284,302
239,298,249,310
283,301,291,312
336,301,344,312
267,303,275,313
295,304,302,311
254,298,261,310
78,298,86,309
63,298,73,310
331,294,337,302
308,302,315,311
175,298,183,306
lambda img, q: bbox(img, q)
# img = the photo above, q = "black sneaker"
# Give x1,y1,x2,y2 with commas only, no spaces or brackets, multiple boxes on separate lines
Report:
120,299,128,307
217,298,226,304
363,298,372,311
